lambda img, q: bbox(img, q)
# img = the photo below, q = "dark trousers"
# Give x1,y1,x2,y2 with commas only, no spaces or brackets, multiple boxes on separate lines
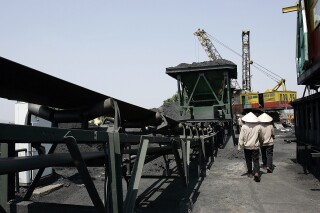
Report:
261,145,273,169
244,149,260,174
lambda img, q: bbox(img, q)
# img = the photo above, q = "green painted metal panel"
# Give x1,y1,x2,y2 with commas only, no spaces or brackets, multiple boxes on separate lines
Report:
183,73,224,94
166,61,236,121
296,0,309,77
0,123,109,144
124,138,149,213
108,132,123,213
0,143,8,211
192,106,214,119
64,136,106,213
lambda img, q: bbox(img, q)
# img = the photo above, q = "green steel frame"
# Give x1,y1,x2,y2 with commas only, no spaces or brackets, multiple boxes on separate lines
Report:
176,70,233,120
166,61,236,122
0,121,216,213
166,61,238,150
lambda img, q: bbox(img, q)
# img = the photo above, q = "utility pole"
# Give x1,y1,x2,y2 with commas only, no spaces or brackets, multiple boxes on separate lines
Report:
242,30,252,91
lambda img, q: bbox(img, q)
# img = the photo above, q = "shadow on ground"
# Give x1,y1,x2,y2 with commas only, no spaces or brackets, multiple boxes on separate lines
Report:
135,158,205,213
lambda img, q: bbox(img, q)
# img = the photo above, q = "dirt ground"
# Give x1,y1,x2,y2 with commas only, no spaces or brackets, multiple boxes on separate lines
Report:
13,129,320,213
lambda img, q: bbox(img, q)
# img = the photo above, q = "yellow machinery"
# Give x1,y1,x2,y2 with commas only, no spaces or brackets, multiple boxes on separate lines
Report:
240,79,297,110
240,92,259,109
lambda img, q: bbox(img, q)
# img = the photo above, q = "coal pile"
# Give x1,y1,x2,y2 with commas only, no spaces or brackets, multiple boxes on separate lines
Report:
151,101,190,121
166,59,236,70
55,143,101,154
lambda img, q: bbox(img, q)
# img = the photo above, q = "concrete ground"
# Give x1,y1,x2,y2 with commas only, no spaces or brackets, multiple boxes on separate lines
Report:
191,141,320,213
13,130,320,213
134,130,320,213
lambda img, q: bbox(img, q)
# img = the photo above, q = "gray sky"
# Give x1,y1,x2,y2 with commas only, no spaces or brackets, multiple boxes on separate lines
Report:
0,0,302,122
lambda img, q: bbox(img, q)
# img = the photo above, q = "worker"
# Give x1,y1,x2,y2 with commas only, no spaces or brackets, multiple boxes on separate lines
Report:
258,113,275,173
237,114,243,132
238,112,261,182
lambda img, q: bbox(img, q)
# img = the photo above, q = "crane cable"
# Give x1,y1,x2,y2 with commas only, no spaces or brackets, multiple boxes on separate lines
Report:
194,35,200,62
253,61,283,80
251,64,279,82
206,33,283,83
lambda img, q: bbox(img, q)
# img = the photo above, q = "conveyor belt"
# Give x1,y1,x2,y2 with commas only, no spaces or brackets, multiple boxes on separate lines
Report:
0,57,179,126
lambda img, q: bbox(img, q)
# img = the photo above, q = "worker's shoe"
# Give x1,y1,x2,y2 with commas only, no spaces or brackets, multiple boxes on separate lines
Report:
254,173,260,182
247,173,253,178
261,164,267,170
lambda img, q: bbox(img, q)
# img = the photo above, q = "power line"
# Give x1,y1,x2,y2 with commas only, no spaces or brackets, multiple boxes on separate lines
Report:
206,33,283,82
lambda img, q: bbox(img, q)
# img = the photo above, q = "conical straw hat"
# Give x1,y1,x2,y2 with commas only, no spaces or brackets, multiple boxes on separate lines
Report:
241,112,259,123
258,113,273,123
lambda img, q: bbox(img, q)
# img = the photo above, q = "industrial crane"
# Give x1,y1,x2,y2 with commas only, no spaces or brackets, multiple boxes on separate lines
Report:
194,29,296,112
266,79,287,92
194,29,222,61
194,28,241,89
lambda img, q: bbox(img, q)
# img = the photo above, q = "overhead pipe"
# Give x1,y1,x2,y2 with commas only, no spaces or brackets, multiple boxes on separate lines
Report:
29,99,179,131
82,98,114,120
186,126,193,138
103,116,115,124
28,98,115,123
28,104,55,121
124,112,163,128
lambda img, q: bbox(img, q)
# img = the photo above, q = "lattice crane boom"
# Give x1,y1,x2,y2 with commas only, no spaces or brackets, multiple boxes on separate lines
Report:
194,29,288,93
194,29,222,61
242,30,252,92
194,28,240,90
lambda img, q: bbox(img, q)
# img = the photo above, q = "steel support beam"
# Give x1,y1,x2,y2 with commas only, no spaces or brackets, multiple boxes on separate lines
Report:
225,71,232,118
23,144,57,201
0,151,105,175
107,132,123,213
0,143,8,212
181,139,190,186
7,143,15,203
198,137,207,177
282,4,299,13
103,142,110,212
171,139,185,179
0,123,109,144
124,138,149,213
242,30,251,91
64,135,105,213
162,152,170,176
202,74,223,105
0,123,179,145
0,143,15,211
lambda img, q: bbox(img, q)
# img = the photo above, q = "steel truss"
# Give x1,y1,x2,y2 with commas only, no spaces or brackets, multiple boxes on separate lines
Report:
242,30,251,92
0,121,216,213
